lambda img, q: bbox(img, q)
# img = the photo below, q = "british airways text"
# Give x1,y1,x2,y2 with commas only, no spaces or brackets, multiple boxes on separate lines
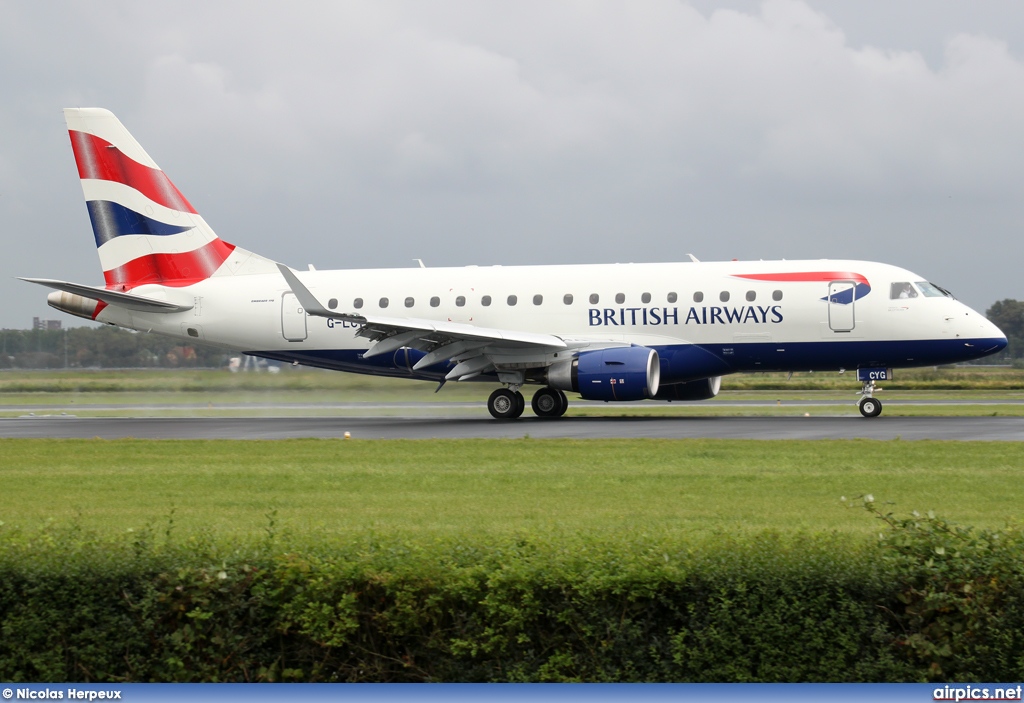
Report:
588,306,783,327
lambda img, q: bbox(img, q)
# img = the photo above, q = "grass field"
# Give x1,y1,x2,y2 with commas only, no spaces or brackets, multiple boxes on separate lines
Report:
2,369,1021,542
1,438,1021,542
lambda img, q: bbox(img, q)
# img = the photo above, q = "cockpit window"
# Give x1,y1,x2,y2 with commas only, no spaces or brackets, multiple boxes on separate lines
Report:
916,281,953,298
890,282,918,299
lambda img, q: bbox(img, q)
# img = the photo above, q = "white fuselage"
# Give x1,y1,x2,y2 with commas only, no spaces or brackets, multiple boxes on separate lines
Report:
94,258,1006,386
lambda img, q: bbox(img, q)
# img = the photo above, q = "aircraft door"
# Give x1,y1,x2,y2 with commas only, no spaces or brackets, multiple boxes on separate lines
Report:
446,286,478,323
828,281,855,332
281,292,308,341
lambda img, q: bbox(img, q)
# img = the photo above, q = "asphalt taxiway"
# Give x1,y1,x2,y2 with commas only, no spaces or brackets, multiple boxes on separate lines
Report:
2,415,1023,440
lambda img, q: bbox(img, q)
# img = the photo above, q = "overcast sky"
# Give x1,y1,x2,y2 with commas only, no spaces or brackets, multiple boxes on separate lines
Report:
2,0,1022,329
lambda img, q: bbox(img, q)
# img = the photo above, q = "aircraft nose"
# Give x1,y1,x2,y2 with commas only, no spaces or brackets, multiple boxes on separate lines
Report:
990,324,1008,353
981,317,1008,353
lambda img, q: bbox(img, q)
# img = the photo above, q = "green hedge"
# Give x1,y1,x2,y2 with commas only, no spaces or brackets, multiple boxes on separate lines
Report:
0,504,1022,682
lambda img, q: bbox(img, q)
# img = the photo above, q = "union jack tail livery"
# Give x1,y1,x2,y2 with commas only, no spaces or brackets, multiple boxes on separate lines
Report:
64,108,268,291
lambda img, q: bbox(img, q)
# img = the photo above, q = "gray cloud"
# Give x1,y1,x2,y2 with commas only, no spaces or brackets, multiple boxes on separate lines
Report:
2,0,1022,328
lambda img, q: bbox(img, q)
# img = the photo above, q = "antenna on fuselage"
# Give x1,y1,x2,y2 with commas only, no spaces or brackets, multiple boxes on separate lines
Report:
687,254,700,262
414,259,426,268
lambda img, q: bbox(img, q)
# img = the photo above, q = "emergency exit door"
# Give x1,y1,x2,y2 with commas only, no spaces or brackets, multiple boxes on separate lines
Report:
281,292,308,341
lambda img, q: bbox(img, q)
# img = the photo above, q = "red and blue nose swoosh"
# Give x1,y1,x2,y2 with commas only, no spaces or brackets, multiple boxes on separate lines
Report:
733,272,871,304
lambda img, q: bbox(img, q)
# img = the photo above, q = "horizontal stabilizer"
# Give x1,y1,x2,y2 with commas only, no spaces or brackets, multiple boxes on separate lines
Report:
19,278,194,313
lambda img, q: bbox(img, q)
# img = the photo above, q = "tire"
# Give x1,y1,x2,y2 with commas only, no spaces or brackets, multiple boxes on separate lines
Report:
489,388,523,420
554,389,568,417
531,387,563,418
859,397,883,418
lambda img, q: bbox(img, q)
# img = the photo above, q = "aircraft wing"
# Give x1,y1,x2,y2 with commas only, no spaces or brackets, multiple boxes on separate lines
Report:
277,264,572,380
19,277,195,313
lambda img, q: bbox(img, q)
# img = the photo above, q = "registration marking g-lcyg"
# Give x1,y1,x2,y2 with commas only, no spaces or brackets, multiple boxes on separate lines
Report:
858,368,893,382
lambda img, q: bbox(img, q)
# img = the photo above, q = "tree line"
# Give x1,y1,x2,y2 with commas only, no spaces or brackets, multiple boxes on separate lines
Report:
985,299,1024,362
0,326,227,369
2,299,1022,369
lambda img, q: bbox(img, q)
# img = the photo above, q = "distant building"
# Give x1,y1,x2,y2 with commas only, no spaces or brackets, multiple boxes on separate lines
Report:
32,317,62,331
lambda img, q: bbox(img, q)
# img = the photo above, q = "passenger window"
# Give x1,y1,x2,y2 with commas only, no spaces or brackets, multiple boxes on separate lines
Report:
430,296,440,308
693,292,704,303
563,294,573,305
354,298,363,309
667,292,677,303
507,295,518,306
404,297,414,308
533,294,543,305
746,291,756,302
481,295,491,306
379,297,389,308
773,290,783,301
720,291,730,302
456,296,466,307
890,282,918,299
641,292,651,304
328,298,338,310
615,293,625,304
589,293,599,304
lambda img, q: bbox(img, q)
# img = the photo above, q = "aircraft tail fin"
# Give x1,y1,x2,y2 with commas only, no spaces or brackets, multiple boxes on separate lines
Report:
64,108,274,290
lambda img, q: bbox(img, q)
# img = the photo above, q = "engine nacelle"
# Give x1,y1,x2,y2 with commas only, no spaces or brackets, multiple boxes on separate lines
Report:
547,346,660,401
46,290,102,321
653,376,722,401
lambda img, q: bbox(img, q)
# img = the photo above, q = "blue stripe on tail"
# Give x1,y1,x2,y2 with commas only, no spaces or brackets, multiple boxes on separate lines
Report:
86,200,193,247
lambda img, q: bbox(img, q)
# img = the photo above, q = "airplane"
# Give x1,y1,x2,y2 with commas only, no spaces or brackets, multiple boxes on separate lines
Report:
22,108,1007,419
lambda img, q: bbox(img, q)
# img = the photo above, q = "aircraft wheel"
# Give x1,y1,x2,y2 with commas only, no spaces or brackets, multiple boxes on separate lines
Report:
513,390,526,418
489,388,524,420
858,397,883,418
532,387,565,418
554,389,568,417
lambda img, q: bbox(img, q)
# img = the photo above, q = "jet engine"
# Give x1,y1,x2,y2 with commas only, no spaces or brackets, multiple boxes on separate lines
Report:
653,376,722,401
46,290,102,321
547,346,660,401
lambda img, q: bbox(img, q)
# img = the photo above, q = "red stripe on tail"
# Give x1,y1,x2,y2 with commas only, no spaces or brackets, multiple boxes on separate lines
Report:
103,239,236,289
69,130,198,214
91,301,108,320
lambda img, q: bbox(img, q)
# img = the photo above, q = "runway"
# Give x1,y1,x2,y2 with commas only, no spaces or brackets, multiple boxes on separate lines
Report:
2,415,1023,440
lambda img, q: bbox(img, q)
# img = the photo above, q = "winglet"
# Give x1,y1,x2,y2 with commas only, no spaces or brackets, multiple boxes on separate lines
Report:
276,264,334,318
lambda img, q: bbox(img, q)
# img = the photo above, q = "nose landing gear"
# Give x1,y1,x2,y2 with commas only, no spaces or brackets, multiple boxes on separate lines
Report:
857,380,883,418
854,368,892,418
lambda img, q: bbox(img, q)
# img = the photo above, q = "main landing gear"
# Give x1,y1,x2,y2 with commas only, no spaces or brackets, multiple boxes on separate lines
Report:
531,387,568,418
858,380,883,418
487,388,525,419
487,387,569,419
